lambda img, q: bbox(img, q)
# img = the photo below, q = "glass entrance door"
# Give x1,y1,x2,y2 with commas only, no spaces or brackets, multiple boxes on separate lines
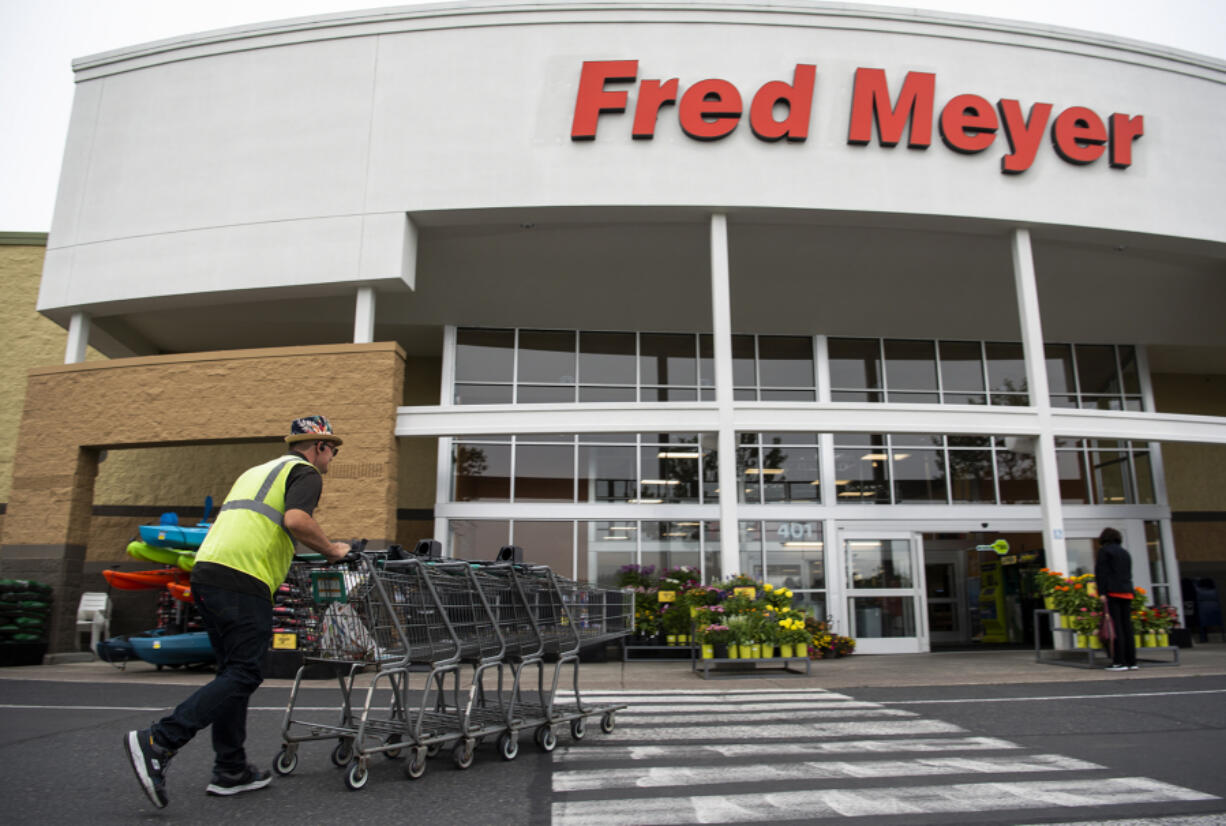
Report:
843,530,927,654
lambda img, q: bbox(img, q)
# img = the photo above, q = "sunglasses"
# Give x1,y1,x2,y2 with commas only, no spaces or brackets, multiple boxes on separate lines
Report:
320,442,340,457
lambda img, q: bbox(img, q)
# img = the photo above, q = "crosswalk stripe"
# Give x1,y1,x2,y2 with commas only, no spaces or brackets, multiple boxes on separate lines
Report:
617,707,916,725
553,736,1021,762
598,719,966,740
561,691,855,703
552,754,1101,791
573,700,884,713
551,778,1218,825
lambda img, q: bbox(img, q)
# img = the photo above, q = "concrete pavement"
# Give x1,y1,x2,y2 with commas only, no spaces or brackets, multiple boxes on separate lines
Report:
7,641,1226,691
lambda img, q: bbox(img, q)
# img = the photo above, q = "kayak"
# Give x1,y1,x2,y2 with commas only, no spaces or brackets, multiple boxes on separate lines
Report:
139,523,210,550
127,540,194,568
95,634,136,664
129,630,215,667
167,581,193,604
103,568,189,591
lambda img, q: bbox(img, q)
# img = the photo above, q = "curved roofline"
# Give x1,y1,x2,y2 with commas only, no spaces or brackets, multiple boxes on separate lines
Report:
71,0,1226,78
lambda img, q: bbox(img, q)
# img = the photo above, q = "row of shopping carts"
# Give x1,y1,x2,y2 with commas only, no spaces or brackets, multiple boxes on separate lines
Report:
272,546,633,790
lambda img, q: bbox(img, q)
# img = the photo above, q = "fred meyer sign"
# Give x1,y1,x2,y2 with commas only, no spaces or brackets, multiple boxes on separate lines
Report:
571,61,1144,174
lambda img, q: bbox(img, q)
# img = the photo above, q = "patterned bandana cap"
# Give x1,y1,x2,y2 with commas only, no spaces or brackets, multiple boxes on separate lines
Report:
285,415,343,444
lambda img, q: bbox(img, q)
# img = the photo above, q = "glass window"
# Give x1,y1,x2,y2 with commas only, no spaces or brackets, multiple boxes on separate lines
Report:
850,596,916,637
517,329,575,384
579,520,636,587
640,333,697,386
698,334,715,390
452,442,511,501
939,341,985,392
732,335,757,388
579,331,636,384
829,338,881,391
511,520,573,577
765,520,824,590
1134,449,1155,504
995,444,1039,504
892,448,947,503
578,443,636,502
703,521,721,584
761,445,820,503
641,386,698,402
947,448,994,503
639,446,700,503
738,445,761,504
514,442,574,502
834,437,890,504
455,328,514,382
1145,521,1169,606
737,521,764,581
449,519,510,561
1056,447,1090,504
1119,346,1141,395
758,336,814,388
1045,343,1076,395
884,339,938,392
517,385,575,404
1076,344,1119,395
1089,441,1131,504
848,539,913,588
579,385,636,402
454,383,513,405
985,342,1028,405
640,521,702,575
700,433,720,504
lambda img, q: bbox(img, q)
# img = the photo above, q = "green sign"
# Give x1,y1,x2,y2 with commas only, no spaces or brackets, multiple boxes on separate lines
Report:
975,539,1011,555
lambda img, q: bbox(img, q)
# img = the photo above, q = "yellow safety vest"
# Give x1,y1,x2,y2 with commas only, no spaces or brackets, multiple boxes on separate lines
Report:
195,454,316,599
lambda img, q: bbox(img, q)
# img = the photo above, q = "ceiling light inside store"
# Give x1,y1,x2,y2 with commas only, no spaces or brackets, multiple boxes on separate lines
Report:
641,479,681,485
744,468,785,475
892,453,911,460
783,541,824,549
627,498,663,504
861,453,889,461
609,526,637,531
658,451,701,459
677,522,701,526
600,536,630,541
838,491,875,497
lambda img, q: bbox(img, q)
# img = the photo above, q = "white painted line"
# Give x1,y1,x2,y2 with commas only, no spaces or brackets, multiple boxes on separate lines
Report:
617,708,917,725
592,719,966,741
551,778,1218,825
552,754,1101,791
558,689,853,697
884,688,1226,705
0,704,341,712
567,701,884,712
553,736,1021,762
560,691,854,702
1020,818,1226,826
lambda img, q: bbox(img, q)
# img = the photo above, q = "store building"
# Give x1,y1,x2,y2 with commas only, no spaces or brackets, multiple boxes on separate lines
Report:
4,1,1226,653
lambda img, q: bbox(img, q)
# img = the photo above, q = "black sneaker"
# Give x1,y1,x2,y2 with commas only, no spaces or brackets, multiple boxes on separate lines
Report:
206,764,272,796
124,728,174,808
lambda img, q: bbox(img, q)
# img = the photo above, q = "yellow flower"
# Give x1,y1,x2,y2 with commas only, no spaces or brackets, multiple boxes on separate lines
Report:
764,583,774,592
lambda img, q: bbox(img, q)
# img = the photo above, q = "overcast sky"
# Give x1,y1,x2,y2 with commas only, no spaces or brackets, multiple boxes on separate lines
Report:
2,0,1224,232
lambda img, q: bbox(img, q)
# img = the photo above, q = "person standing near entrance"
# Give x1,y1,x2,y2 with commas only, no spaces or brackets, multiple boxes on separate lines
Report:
124,416,353,808
1095,527,1137,672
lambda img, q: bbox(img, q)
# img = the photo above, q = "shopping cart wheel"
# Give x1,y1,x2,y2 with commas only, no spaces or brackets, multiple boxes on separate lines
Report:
344,759,369,791
273,747,298,776
403,748,427,780
331,739,355,767
497,731,519,761
383,734,403,760
600,711,617,734
534,725,557,753
426,743,442,758
570,717,587,741
452,739,476,770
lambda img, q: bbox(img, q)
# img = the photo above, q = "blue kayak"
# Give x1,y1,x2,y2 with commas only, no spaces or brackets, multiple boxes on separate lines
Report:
138,523,210,550
129,630,215,667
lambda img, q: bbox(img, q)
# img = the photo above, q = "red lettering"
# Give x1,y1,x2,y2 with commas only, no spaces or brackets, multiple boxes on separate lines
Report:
749,64,816,142
997,100,1053,174
939,94,998,154
631,78,679,139
1051,106,1107,165
571,60,638,141
847,68,934,149
679,79,743,141
1109,113,1144,168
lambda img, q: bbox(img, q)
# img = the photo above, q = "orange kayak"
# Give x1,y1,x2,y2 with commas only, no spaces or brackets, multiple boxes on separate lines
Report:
103,568,189,591
167,581,194,604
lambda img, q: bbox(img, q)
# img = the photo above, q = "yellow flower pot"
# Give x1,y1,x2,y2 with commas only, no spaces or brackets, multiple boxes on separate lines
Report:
1043,596,1056,610
701,644,714,659
1060,615,1073,629
1144,632,1157,648
1134,634,1142,649
727,645,738,659
760,644,774,659
779,643,794,659
739,644,753,659
1089,635,1102,649
750,643,761,659
1076,633,1090,648
1157,632,1169,647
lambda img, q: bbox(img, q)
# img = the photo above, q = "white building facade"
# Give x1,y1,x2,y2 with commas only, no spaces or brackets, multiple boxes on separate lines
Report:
36,2,1226,653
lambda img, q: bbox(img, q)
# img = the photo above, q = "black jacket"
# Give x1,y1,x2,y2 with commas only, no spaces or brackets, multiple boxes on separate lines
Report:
1094,542,1134,596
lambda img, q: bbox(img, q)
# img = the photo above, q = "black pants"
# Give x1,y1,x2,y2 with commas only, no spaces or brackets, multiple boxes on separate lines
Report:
1105,595,1136,667
152,583,272,774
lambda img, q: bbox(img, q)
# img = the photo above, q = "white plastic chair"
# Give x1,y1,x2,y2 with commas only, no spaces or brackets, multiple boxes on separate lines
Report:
76,592,111,654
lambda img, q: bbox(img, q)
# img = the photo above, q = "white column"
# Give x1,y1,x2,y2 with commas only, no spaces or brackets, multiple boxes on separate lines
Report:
64,311,90,364
1137,343,1182,617
354,286,376,343
1011,228,1068,573
434,326,457,550
710,214,740,577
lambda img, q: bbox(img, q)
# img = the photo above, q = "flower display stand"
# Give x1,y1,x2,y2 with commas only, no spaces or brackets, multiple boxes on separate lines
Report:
691,650,812,680
620,636,697,662
1033,609,1179,669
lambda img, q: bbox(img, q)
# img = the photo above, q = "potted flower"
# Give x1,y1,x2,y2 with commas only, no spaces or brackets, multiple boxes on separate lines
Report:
1034,568,1065,610
1069,606,1103,649
727,614,753,659
777,616,809,658
698,624,732,659
1150,604,1178,646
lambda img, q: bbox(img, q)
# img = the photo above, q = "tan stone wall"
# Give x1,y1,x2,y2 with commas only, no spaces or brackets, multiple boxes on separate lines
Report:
0,237,102,517
1,342,404,650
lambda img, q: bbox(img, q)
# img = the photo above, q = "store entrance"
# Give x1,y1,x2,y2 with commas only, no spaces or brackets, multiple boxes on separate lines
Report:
922,531,1046,649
